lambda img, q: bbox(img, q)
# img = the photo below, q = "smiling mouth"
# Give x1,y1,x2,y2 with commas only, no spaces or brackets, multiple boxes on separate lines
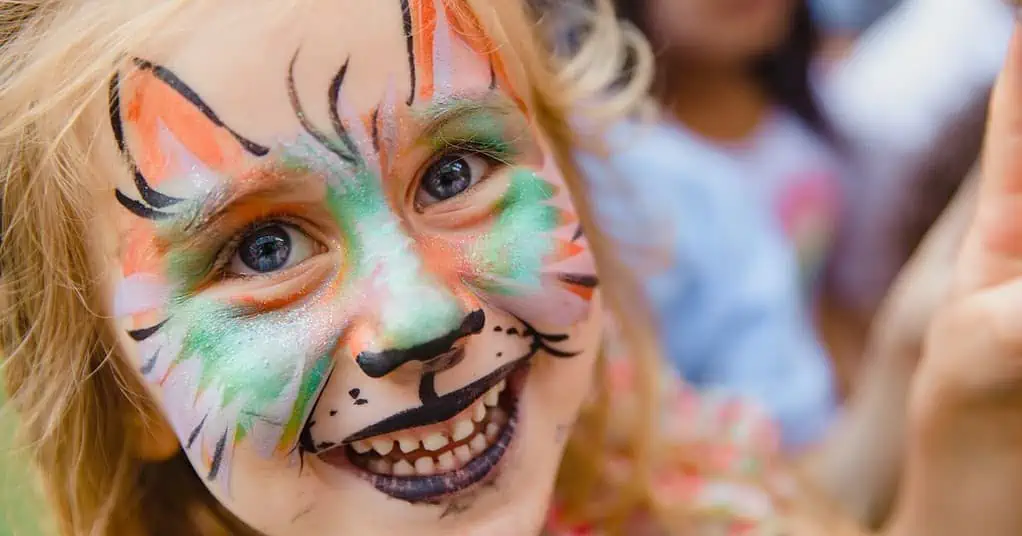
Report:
318,357,529,503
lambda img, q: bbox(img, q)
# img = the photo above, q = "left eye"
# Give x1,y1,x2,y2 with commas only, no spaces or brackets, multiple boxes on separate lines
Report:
228,223,319,276
416,153,492,207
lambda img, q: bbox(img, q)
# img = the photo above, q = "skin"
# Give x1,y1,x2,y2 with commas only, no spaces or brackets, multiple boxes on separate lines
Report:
88,1,601,534
619,0,798,141
639,0,797,65
785,20,1022,536
884,22,1022,536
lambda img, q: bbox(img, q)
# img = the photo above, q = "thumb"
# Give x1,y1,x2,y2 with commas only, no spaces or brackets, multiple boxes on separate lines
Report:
958,22,1022,294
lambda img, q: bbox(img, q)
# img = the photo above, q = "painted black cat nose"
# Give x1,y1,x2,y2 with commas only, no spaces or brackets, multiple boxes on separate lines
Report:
355,310,485,378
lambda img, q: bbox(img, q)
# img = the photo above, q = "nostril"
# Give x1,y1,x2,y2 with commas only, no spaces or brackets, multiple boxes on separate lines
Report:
356,310,485,378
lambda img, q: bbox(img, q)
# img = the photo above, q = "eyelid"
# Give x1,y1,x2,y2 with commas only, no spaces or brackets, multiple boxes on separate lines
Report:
411,149,503,213
193,214,327,289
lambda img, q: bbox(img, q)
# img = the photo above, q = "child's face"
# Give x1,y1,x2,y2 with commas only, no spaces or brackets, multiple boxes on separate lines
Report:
88,2,601,534
642,0,797,63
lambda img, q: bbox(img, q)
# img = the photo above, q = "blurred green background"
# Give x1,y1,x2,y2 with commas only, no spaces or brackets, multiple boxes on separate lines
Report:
0,388,47,536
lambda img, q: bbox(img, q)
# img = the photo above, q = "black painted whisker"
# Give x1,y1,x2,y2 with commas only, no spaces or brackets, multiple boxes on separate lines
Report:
327,57,359,157
139,348,161,376
127,319,168,341
115,190,173,220
287,49,356,166
401,0,416,106
206,428,229,481
187,414,208,449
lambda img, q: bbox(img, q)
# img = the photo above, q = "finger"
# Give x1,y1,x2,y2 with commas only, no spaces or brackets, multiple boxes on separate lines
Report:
914,173,978,268
881,175,976,330
959,23,1022,293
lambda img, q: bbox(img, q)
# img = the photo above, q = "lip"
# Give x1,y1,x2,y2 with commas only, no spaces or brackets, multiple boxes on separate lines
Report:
341,354,531,444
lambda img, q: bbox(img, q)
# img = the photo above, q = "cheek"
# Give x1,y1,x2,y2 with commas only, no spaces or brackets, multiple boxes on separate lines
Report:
120,293,342,485
526,293,603,428
421,165,596,328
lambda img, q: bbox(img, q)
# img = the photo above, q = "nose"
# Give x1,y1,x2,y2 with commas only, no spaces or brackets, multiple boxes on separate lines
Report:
355,309,485,378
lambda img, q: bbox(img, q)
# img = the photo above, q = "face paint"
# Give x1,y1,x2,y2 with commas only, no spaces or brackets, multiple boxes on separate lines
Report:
102,2,601,531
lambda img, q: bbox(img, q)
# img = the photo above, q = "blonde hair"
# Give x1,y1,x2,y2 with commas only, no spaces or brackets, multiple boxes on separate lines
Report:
0,0,686,534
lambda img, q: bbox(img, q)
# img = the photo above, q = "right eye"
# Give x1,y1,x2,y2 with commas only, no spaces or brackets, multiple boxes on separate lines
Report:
415,152,495,208
228,222,320,276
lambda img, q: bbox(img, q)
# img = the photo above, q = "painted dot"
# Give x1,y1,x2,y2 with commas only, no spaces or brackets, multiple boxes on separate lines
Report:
507,327,519,336
355,399,368,406
497,352,503,358
348,388,361,399
494,326,503,332
329,410,338,417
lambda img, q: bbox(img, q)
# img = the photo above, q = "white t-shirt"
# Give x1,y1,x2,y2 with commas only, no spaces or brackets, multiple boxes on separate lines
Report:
716,112,845,302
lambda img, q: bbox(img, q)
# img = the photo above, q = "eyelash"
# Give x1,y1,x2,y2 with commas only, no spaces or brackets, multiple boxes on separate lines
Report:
436,137,515,164
209,213,312,281
414,138,515,192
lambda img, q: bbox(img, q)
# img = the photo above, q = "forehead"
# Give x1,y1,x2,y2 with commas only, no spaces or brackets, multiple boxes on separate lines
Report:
134,0,521,142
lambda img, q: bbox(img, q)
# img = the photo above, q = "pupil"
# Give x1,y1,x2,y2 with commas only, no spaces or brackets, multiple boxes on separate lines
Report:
424,156,472,201
239,225,291,273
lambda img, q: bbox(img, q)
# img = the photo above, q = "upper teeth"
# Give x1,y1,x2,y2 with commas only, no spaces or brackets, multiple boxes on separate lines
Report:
345,379,511,475
484,380,505,407
453,418,475,442
398,436,419,453
371,438,394,456
423,432,449,451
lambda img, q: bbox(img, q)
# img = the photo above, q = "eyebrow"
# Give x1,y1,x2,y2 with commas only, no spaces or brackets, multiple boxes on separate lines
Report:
415,91,519,141
158,165,319,245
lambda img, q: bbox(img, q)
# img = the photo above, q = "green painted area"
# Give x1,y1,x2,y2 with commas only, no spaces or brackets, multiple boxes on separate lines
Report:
277,353,332,451
427,104,517,162
473,168,558,289
170,299,300,444
315,148,463,349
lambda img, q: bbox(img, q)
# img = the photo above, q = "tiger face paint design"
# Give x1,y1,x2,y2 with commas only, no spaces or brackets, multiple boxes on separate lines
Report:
95,1,602,534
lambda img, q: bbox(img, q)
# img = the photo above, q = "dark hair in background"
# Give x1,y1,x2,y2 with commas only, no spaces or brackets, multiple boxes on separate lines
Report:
614,0,834,141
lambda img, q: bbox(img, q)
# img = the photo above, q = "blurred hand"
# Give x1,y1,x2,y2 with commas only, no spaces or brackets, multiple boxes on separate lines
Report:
890,22,1022,536
810,166,979,530
869,173,977,364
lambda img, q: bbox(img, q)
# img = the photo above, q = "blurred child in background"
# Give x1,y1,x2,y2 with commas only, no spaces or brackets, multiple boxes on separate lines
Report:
571,0,1013,449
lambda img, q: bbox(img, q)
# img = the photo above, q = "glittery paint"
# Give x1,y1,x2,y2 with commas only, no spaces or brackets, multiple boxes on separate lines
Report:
471,169,558,290
283,137,466,349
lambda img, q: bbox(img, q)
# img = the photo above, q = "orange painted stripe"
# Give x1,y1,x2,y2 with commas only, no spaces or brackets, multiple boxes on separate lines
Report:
346,322,374,362
125,70,244,186
231,280,318,314
131,310,165,331
442,0,524,109
122,222,160,276
551,240,585,263
561,281,595,302
413,0,438,101
374,108,390,175
557,208,578,229
157,362,178,386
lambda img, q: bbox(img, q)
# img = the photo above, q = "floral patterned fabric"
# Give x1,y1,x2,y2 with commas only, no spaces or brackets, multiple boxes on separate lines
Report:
544,354,788,535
